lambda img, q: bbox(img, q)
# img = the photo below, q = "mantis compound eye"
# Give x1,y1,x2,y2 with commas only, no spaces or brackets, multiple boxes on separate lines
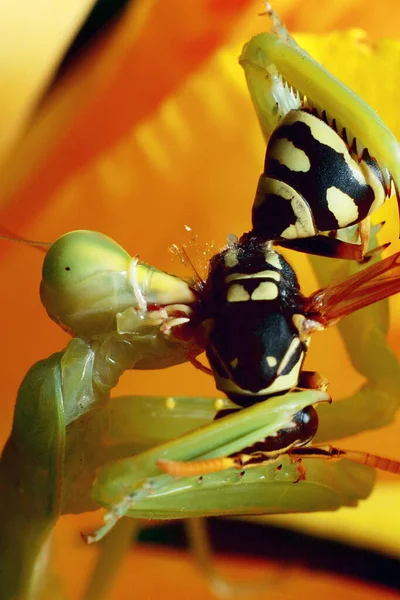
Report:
40,230,136,336
41,230,132,289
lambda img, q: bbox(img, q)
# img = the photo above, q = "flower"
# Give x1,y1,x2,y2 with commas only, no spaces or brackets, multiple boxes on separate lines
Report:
0,1,399,598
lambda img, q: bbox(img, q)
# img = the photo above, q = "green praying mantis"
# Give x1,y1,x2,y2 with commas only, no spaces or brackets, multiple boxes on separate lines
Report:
2,6,400,600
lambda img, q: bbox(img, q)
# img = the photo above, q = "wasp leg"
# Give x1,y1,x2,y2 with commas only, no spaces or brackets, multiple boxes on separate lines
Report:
298,370,329,392
289,445,400,474
359,241,391,263
277,235,374,261
357,217,371,260
188,355,213,376
287,456,307,482
354,216,391,263
159,406,320,479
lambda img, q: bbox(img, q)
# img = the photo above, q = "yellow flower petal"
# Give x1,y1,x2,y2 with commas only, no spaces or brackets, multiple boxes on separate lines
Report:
0,0,97,169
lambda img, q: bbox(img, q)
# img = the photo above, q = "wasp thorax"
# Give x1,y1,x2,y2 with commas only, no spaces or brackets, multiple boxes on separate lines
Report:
204,239,307,405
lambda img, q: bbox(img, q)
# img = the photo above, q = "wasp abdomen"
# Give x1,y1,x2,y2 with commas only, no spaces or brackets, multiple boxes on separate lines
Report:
252,109,388,241
240,405,319,456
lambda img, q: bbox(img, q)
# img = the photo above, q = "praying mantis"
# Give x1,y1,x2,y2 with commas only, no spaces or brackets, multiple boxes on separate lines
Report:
1,6,400,600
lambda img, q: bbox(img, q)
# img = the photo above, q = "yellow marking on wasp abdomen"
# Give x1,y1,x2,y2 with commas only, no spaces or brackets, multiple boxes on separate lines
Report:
230,358,239,368
227,284,250,302
266,355,277,368
269,137,311,172
263,177,316,239
326,186,358,227
290,111,347,156
361,164,386,214
251,281,279,300
288,111,368,187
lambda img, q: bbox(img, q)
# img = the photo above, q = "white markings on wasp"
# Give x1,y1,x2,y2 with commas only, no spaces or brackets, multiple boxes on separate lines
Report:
224,247,239,268
326,187,358,227
262,178,316,239
251,281,279,300
292,314,324,343
276,337,301,376
227,280,279,302
269,137,311,172
225,270,281,282
227,284,250,302
303,110,391,204
215,353,303,396
266,355,278,368
361,163,387,214
285,110,376,189
263,248,282,270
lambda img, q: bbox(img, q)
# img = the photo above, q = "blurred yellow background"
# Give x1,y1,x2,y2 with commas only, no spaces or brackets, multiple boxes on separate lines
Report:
0,0,400,597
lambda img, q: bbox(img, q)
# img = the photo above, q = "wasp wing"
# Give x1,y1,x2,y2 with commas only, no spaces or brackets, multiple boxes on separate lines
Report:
305,252,400,327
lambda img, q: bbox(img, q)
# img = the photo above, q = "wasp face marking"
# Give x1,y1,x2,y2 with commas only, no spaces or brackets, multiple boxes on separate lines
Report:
250,281,279,300
226,269,281,282
227,284,250,302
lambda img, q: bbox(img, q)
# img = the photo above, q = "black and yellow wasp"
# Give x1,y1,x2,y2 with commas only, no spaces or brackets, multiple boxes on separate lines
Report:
161,9,400,477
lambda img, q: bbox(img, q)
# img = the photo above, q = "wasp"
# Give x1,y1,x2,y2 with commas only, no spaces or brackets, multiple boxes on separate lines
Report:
158,236,400,480
156,7,400,478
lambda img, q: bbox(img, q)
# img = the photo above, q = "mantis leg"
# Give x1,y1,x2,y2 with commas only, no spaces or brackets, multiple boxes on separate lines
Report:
88,389,376,541
81,518,138,600
185,518,285,597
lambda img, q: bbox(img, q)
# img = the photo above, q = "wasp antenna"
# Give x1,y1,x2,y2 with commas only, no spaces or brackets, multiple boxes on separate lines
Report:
169,243,205,292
